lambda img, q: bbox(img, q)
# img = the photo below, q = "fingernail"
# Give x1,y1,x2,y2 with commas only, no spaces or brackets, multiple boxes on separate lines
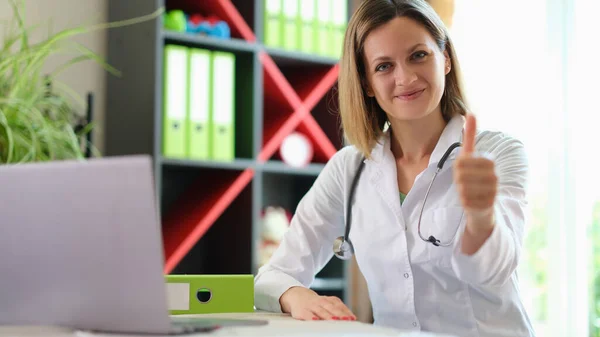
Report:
312,317,319,320
332,316,340,320
342,316,350,320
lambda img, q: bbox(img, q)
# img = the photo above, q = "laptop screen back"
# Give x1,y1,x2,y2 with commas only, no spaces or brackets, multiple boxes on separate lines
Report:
0,155,172,334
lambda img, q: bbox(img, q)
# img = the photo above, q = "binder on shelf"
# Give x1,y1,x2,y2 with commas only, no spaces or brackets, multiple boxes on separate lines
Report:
163,44,189,158
282,0,299,51
330,0,347,58
299,0,317,54
211,51,236,161
316,0,332,56
188,48,212,160
264,0,283,48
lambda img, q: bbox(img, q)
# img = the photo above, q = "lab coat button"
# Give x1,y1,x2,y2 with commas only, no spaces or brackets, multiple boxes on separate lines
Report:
404,273,410,278
412,321,418,327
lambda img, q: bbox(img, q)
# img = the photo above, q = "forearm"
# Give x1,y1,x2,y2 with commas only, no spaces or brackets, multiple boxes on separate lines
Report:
452,205,521,287
460,209,495,255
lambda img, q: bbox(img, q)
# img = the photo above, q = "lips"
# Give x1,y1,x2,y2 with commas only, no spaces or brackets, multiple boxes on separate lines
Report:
395,89,425,101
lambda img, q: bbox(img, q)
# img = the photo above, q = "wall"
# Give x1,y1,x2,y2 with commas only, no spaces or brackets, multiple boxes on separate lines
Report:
0,0,108,154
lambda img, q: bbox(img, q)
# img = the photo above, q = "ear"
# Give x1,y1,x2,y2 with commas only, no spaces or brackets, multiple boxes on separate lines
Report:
362,78,375,97
443,49,451,75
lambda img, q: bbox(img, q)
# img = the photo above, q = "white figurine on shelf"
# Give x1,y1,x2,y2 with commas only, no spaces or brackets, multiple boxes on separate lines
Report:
258,206,291,267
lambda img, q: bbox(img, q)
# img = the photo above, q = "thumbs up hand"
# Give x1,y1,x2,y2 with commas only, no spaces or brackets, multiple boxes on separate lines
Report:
453,114,497,237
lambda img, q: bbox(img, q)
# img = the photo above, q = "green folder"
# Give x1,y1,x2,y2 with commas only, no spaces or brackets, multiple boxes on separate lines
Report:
330,0,347,58
316,0,332,56
211,51,235,161
165,275,254,314
163,44,189,158
299,0,317,54
187,48,212,160
264,0,283,48
282,0,299,50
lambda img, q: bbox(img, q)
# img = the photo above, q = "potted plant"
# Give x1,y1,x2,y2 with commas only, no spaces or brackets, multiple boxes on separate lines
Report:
0,0,162,164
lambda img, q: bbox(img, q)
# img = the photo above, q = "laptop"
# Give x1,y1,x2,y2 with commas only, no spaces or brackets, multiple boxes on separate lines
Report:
0,155,267,334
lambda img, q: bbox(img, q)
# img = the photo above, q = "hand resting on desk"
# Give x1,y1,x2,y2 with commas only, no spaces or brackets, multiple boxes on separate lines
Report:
279,286,357,321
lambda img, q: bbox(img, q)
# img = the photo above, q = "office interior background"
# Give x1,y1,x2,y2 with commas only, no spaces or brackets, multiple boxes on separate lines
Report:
1,0,599,336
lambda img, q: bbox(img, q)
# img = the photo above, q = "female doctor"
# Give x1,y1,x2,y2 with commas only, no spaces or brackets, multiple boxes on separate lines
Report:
254,0,535,336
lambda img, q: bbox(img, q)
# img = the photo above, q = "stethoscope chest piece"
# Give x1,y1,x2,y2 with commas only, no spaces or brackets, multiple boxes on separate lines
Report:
333,236,354,260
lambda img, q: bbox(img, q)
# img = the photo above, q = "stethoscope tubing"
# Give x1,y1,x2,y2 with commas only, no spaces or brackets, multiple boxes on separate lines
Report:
334,141,464,259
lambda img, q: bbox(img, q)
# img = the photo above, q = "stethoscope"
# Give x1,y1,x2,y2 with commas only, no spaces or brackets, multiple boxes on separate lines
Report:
333,141,464,260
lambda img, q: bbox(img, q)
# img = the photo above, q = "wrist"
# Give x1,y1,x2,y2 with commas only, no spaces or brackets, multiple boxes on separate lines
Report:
279,286,316,313
465,207,495,234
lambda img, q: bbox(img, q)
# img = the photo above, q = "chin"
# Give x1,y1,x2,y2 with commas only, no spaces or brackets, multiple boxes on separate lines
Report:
387,105,431,121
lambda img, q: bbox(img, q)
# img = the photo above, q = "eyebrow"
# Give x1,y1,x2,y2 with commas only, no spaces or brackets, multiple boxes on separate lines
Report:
370,43,428,65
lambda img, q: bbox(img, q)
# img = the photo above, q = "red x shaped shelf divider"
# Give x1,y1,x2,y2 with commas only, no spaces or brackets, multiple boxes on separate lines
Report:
162,0,340,273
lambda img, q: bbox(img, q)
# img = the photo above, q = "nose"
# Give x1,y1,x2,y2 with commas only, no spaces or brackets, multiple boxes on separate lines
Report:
394,63,417,87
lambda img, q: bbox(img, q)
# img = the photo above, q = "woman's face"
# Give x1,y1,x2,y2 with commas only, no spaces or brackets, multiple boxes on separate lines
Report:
362,16,450,123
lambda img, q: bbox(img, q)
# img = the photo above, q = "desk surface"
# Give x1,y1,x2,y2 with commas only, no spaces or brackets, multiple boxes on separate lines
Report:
0,312,454,337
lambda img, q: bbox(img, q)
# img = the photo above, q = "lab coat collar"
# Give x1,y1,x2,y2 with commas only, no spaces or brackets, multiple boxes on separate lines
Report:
428,114,465,167
367,114,465,168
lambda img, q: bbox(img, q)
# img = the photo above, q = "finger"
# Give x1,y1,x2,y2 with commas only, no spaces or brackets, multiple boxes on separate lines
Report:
460,190,496,209
456,174,497,185
455,157,494,170
454,170,497,185
462,114,477,154
458,181,497,197
312,304,337,320
293,308,320,321
326,297,356,320
320,301,346,320
462,197,495,210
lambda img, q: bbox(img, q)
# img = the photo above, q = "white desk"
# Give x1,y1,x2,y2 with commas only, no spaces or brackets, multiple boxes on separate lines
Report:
0,312,455,337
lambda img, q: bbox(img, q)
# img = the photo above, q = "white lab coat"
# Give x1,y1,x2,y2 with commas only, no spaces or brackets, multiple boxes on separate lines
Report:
254,115,536,337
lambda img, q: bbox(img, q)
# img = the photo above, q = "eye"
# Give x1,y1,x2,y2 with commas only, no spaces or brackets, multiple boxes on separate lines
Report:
411,51,428,61
375,63,391,72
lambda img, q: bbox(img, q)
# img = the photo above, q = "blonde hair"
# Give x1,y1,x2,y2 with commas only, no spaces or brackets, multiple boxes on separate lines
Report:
338,0,469,158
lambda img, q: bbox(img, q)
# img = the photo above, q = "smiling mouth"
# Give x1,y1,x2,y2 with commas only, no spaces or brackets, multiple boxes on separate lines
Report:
395,89,425,101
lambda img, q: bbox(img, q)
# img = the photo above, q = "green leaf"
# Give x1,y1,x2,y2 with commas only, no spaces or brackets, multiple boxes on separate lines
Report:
0,0,163,164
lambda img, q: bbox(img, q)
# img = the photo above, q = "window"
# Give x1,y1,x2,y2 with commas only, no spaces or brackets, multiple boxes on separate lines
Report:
449,0,600,335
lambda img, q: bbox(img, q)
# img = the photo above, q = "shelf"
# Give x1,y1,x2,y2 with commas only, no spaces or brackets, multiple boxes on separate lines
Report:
161,168,255,273
259,160,324,176
259,56,340,163
170,179,254,275
311,277,345,291
106,0,354,295
262,172,317,214
163,30,257,53
166,0,256,42
161,157,255,171
265,47,339,66
275,61,337,104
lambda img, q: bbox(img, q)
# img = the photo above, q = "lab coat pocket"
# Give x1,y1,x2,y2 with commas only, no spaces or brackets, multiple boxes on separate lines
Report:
428,206,465,268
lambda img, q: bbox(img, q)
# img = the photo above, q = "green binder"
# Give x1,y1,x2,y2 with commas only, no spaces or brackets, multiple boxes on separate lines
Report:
264,0,283,48
211,51,235,161
163,44,189,158
299,0,317,54
187,48,212,160
165,275,254,314
330,0,347,58
282,0,299,50
316,0,332,56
